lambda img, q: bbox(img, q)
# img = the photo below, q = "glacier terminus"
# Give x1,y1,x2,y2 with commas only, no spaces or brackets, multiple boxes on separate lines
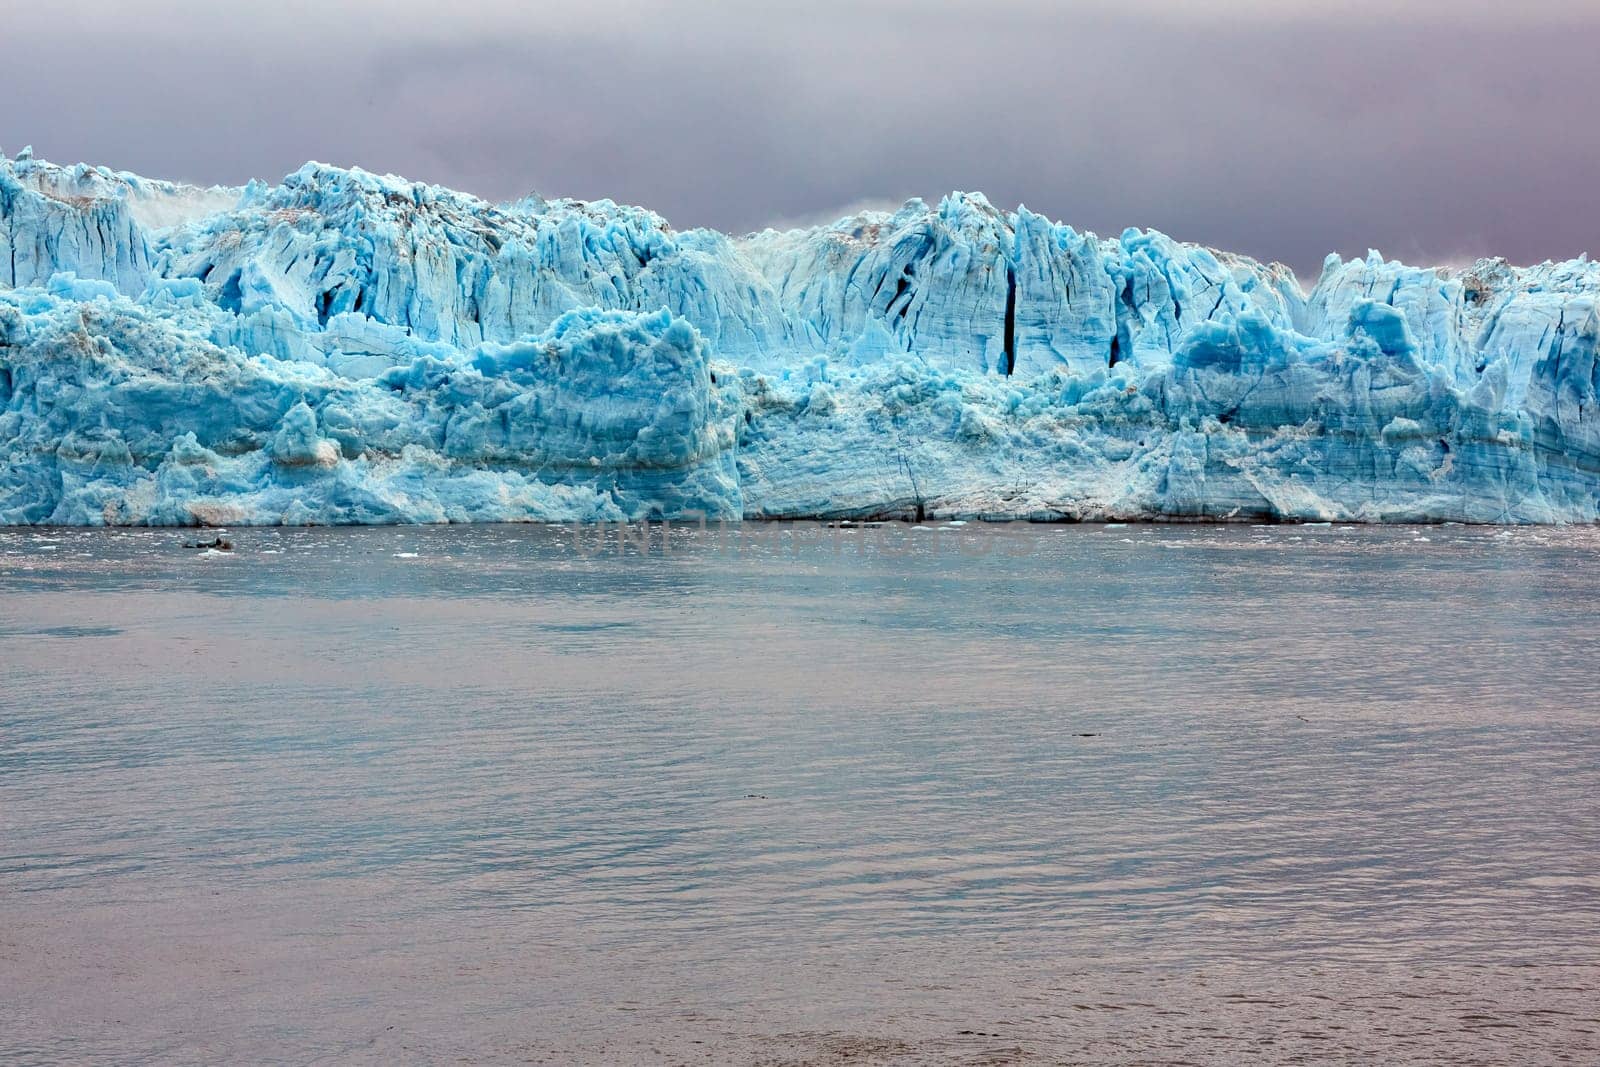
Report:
3,147,1598,526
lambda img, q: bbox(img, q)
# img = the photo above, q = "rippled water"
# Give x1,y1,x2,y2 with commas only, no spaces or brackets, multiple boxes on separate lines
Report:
3,522,1599,1064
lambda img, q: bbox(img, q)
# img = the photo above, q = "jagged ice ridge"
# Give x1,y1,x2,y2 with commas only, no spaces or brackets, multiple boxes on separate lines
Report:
3,146,1598,525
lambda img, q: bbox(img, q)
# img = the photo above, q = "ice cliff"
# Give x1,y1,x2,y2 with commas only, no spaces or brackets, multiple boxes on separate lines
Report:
3,147,1598,525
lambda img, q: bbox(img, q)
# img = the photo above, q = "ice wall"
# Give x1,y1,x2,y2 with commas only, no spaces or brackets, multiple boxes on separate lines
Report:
2,148,1597,525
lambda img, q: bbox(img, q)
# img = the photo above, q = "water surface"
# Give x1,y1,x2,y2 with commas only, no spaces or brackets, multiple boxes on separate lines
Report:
3,523,1598,1064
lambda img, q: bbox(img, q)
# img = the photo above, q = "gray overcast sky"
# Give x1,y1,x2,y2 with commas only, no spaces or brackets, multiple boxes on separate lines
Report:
5,0,1597,276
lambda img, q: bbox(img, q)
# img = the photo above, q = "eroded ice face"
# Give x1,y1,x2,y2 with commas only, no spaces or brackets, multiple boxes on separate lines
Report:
2,150,1597,526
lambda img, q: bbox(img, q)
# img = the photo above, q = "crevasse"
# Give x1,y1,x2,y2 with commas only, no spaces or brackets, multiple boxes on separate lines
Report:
2,148,1596,525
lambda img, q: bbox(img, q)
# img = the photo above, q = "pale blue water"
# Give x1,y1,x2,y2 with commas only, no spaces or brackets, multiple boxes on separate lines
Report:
3,523,1598,1064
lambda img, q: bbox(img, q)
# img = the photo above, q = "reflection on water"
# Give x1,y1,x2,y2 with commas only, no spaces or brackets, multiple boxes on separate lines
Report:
2,523,1598,1064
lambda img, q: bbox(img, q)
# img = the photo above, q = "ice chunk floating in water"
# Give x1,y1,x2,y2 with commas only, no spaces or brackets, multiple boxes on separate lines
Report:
3,148,1599,524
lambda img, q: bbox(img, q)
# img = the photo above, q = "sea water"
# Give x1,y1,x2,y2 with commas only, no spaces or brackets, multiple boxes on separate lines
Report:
2,523,1598,1063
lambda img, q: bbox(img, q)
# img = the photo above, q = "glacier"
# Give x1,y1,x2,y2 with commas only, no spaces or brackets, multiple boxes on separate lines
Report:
3,146,1598,526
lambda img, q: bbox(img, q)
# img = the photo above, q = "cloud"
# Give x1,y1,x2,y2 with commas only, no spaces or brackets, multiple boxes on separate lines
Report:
3,1,1597,275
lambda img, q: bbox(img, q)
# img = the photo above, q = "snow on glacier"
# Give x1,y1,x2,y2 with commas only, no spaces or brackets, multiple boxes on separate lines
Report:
2,147,1597,525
